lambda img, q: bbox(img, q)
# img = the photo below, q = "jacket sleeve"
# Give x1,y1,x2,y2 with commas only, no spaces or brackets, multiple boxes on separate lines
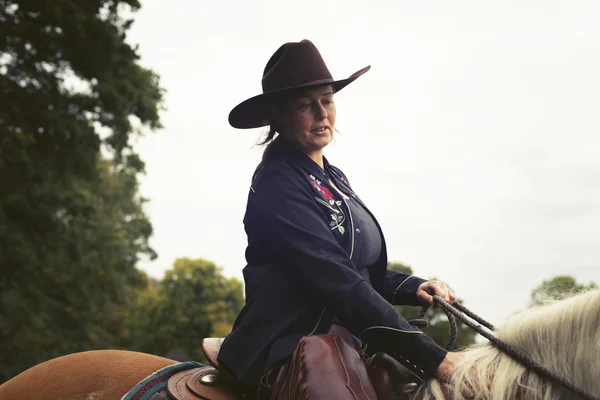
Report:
246,166,447,376
383,271,428,306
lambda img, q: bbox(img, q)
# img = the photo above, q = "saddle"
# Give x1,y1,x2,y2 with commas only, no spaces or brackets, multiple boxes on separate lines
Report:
165,337,420,400
167,337,247,400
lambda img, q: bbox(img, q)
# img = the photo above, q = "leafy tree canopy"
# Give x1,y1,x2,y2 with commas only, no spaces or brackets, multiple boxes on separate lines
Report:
0,0,163,382
123,258,244,363
530,275,597,307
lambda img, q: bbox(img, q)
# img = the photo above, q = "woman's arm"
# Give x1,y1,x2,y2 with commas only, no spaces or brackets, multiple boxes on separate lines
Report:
383,270,428,306
246,166,447,377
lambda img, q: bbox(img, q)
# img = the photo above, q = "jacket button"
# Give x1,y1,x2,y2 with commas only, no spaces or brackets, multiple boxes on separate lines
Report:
355,228,360,233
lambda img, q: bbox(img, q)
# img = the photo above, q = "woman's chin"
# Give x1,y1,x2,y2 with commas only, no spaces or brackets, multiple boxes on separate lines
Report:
313,134,333,149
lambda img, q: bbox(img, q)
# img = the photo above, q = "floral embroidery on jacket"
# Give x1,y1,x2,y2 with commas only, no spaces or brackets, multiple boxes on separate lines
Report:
310,174,346,235
330,213,345,234
320,185,334,201
309,174,334,201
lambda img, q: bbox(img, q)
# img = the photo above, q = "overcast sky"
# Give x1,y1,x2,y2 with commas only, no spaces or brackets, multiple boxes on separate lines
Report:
126,0,600,327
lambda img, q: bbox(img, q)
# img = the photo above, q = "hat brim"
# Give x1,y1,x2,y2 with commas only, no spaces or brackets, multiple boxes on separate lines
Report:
228,65,371,129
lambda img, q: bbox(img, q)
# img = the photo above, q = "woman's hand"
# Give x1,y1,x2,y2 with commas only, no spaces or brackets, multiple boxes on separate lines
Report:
435,351,462,381
436,352,473,397
416,280,456,307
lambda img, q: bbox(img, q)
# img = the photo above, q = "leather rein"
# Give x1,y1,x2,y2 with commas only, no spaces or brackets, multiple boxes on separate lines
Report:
415,295,600,400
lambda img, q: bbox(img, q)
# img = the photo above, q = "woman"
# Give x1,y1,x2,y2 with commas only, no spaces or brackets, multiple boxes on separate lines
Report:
219,39,462,398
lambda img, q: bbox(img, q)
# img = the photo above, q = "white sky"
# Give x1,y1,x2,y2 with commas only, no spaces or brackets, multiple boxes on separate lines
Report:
127,0,600,327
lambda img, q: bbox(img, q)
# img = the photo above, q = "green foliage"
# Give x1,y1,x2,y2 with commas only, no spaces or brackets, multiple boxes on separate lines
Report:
0,0,162,382
123,258,244,363
530,275,597,307
0,158,155,381
388,262,477,350
387,262,412,275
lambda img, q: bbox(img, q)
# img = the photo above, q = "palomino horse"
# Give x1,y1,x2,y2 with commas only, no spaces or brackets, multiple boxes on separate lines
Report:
415,289,600,400
1,289,599,400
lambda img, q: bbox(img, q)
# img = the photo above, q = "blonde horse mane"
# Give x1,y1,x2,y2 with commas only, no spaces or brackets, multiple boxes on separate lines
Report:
416,289,600,400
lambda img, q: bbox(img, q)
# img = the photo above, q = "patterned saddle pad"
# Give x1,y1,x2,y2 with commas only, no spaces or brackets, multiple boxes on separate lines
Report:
121,361,205,400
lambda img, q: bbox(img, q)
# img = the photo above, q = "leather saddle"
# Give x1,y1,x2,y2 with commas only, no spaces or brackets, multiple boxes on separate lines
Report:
166,337,420,400
167,337,247,400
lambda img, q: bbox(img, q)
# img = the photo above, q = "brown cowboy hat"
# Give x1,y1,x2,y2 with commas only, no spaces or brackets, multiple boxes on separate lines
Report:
228,39,370,129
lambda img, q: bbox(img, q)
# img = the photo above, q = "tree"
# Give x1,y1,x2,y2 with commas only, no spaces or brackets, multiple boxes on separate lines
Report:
123,258,244,363
0,158,156,381
389,262,477,350
0,0,162,382
530,275,597,307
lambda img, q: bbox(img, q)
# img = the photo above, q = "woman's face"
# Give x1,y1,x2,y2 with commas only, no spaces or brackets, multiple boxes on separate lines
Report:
275,85,336,155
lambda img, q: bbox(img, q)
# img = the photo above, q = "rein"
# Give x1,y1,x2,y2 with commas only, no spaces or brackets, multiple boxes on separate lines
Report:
420,295,600,400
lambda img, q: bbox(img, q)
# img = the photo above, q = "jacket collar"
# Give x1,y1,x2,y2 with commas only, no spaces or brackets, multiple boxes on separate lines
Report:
275,138,331,181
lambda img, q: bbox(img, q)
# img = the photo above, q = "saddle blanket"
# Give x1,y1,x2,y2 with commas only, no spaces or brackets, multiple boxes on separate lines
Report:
121,361,205,400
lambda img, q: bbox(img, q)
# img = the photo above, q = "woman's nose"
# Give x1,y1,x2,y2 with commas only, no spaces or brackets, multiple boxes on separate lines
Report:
315,104,327,119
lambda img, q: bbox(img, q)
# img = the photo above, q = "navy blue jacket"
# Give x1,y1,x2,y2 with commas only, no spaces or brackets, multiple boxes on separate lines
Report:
218,139,447,386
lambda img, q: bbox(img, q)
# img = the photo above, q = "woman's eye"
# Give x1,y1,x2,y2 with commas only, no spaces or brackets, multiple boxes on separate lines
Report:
299,103,311,110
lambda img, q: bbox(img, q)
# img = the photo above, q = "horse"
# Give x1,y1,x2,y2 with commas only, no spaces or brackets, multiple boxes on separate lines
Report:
414,289,600,399
1,289,598,400
0,349,178,400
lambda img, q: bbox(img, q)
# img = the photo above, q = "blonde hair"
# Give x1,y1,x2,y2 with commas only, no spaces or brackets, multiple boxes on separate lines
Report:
416,289,600,400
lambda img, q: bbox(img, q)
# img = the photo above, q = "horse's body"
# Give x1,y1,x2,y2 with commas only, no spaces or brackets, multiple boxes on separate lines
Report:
0,350,177,400
1,289,599,400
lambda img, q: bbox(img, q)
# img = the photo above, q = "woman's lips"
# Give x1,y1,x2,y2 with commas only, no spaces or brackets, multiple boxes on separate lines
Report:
311,127,329,135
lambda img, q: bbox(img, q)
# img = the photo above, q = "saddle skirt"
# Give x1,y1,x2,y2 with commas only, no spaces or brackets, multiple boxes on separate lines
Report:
167,365,243,400
166,337,248,400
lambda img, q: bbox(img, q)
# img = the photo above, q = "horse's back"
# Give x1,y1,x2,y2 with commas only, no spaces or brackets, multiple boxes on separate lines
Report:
0,350,177,400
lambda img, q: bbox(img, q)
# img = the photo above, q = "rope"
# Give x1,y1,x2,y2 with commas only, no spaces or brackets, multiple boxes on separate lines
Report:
452,301,495,331
415,305,457,351
432,295,600,400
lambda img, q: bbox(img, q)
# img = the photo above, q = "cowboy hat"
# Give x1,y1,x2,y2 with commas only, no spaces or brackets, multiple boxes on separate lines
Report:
228,39,370,129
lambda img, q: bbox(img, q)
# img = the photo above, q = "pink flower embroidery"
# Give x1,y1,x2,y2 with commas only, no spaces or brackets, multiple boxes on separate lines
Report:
320,186,333,201
310,179,334,201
